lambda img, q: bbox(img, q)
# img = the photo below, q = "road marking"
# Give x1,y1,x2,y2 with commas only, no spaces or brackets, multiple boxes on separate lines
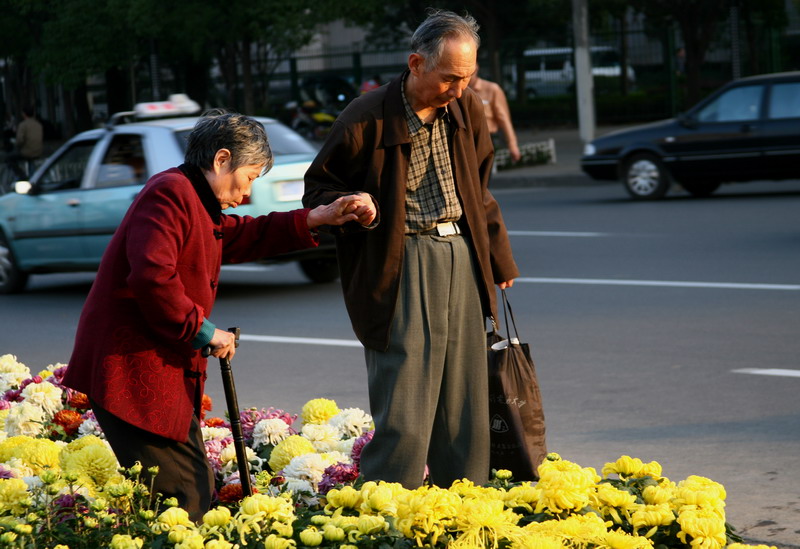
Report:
221,265,274,272
515,277,800,291
508,231,605,237
240,334,362,348
732,368,800,378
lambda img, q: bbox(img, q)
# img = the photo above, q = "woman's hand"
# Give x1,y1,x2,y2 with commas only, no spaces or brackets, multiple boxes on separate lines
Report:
307,193,377,229
208,328,237,360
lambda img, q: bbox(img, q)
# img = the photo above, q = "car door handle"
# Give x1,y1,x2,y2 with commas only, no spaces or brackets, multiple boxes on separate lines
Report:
66,198,81,207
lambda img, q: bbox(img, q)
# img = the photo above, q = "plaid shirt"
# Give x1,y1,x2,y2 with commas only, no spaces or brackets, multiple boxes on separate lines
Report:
402,78,463,233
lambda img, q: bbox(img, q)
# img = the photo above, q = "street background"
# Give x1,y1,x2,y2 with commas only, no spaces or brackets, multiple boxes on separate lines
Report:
2,143,799,547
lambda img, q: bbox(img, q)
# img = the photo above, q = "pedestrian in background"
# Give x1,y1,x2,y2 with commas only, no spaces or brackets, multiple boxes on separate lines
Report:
469,65,521,163
7,105,43,178
63,110,372,521
304,9,518,488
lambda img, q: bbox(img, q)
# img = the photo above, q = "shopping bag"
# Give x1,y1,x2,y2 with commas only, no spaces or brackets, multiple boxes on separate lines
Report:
487,289,547,481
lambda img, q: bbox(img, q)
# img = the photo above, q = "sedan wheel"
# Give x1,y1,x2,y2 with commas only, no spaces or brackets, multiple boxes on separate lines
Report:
0,232,28,294
622,153,671,200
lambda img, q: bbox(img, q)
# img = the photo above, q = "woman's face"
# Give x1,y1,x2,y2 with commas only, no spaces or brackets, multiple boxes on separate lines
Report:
212,163,264,210
206,149,265,209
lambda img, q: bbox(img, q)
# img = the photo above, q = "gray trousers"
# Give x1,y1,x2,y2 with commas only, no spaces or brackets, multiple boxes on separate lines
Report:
361,234,490,487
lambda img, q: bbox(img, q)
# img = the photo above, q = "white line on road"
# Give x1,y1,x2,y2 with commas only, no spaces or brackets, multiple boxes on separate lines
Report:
240,334,362,348
515,277,800,291
508,231,605,237
732,368,800,378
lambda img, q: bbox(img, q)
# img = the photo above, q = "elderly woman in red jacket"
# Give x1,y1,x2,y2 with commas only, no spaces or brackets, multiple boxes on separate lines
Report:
63,110,376,521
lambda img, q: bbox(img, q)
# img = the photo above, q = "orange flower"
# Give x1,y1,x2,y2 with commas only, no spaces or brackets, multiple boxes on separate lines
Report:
204,417,226,428
53,409,84,436
68,391,90,410
201,394,213,420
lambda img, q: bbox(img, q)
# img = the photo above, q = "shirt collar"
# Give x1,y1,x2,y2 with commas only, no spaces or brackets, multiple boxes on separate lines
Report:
179,163,222,224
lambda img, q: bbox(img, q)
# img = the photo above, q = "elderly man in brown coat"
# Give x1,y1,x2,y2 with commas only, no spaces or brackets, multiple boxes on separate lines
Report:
304,9,518,488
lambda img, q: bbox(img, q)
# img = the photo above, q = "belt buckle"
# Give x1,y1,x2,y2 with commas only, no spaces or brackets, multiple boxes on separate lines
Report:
436,222,458,236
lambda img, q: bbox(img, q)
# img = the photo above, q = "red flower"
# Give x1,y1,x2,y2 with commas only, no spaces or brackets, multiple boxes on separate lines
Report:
53,410,84,436
204,417,227,428
217,483,257,504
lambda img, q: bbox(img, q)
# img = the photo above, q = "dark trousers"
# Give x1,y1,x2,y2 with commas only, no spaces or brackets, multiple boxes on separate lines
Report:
91,402,214,522
361,234,490,488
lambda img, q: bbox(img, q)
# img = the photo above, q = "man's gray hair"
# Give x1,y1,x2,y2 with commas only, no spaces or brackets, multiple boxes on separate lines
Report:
185,109,273,175
410,9,480,71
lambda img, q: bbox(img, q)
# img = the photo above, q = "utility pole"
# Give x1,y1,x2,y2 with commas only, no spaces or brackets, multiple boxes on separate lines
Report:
572,0,595,145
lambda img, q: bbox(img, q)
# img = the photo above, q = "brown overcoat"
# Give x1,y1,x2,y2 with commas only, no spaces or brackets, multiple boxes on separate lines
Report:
64,166,317,441
303,71,519,351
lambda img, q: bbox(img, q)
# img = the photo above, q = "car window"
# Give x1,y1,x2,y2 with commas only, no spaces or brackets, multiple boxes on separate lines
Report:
696,85,764,122
175,122,316,158
96,134,148,188
37,140,97,193
767,82,800,120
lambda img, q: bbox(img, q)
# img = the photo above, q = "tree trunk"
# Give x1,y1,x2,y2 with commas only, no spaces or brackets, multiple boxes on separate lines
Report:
241,40,255,115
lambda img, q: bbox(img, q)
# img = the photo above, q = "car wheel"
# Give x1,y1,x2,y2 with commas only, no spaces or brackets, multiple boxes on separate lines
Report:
681,181,721,198
621,153,671,200
0,231,28,294
299,258,339,284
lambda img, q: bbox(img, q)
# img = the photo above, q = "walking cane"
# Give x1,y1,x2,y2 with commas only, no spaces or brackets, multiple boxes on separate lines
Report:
203,327,252,497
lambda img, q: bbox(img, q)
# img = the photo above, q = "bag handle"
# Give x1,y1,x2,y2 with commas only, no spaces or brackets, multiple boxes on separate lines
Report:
500,289,521,343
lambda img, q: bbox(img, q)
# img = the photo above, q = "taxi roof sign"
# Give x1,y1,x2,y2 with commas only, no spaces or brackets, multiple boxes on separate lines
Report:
133,94,201,118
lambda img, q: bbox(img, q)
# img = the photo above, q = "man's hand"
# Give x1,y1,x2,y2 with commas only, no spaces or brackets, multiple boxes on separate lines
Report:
498,279,515,290
509,144,522,163
307,193,377,229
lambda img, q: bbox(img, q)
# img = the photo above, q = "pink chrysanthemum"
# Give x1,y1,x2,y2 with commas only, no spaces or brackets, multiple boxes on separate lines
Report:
318,462,359,494
350,430,374,469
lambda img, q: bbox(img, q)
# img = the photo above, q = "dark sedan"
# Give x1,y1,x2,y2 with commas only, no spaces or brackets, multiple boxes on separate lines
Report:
581,71,800,199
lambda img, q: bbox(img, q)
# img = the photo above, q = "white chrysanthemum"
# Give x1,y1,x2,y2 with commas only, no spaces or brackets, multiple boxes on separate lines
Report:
5,402,45,437
77,417,104,438
283,477,314,495
202,426,232,442
219,445,263,475
252,418,292,449
2,457,33,478
301,423,341,452
0,354,30,393
20,381,63,417
282,453,331,485
336,437,356,456
321,450,352,466
329,408,373,438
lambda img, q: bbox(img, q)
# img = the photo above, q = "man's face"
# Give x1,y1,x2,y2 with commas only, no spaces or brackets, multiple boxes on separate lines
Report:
408,37,477,111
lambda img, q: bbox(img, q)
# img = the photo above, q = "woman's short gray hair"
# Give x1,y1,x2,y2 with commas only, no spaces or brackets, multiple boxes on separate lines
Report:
410,9,480,71
185,109,273,175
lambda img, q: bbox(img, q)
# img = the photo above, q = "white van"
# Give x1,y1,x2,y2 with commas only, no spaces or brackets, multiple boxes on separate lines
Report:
515,46,636,98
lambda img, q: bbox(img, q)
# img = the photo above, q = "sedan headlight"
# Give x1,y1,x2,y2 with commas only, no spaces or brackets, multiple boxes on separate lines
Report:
583,143,596,156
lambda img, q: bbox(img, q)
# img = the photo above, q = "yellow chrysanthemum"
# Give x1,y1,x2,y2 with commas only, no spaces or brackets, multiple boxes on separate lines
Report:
602,529,654,549
395,485,461,546
534,457,599,514
502,482,539,513
0,436,34,463
239,493,296,523
203,506,232,528
59,435,107,468
301,398,341,425
591,483,639,524
61,444,119,488
676,506,727,549
9,438,61,475
450,497,524,548
674,476,727,515
0,478,31,515
356,514,388,535
268,435,315,473
602,455,662,480
358,481,403,515
109,533,144,549
642,481,676,505
631,503,675,535
522,512,610,545
325,485,363,512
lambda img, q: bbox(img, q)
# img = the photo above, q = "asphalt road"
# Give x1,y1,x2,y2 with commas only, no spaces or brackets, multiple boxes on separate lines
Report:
2,180,799,547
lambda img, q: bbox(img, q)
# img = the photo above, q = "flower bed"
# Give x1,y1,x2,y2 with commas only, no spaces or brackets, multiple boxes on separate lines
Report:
0,354,777,549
